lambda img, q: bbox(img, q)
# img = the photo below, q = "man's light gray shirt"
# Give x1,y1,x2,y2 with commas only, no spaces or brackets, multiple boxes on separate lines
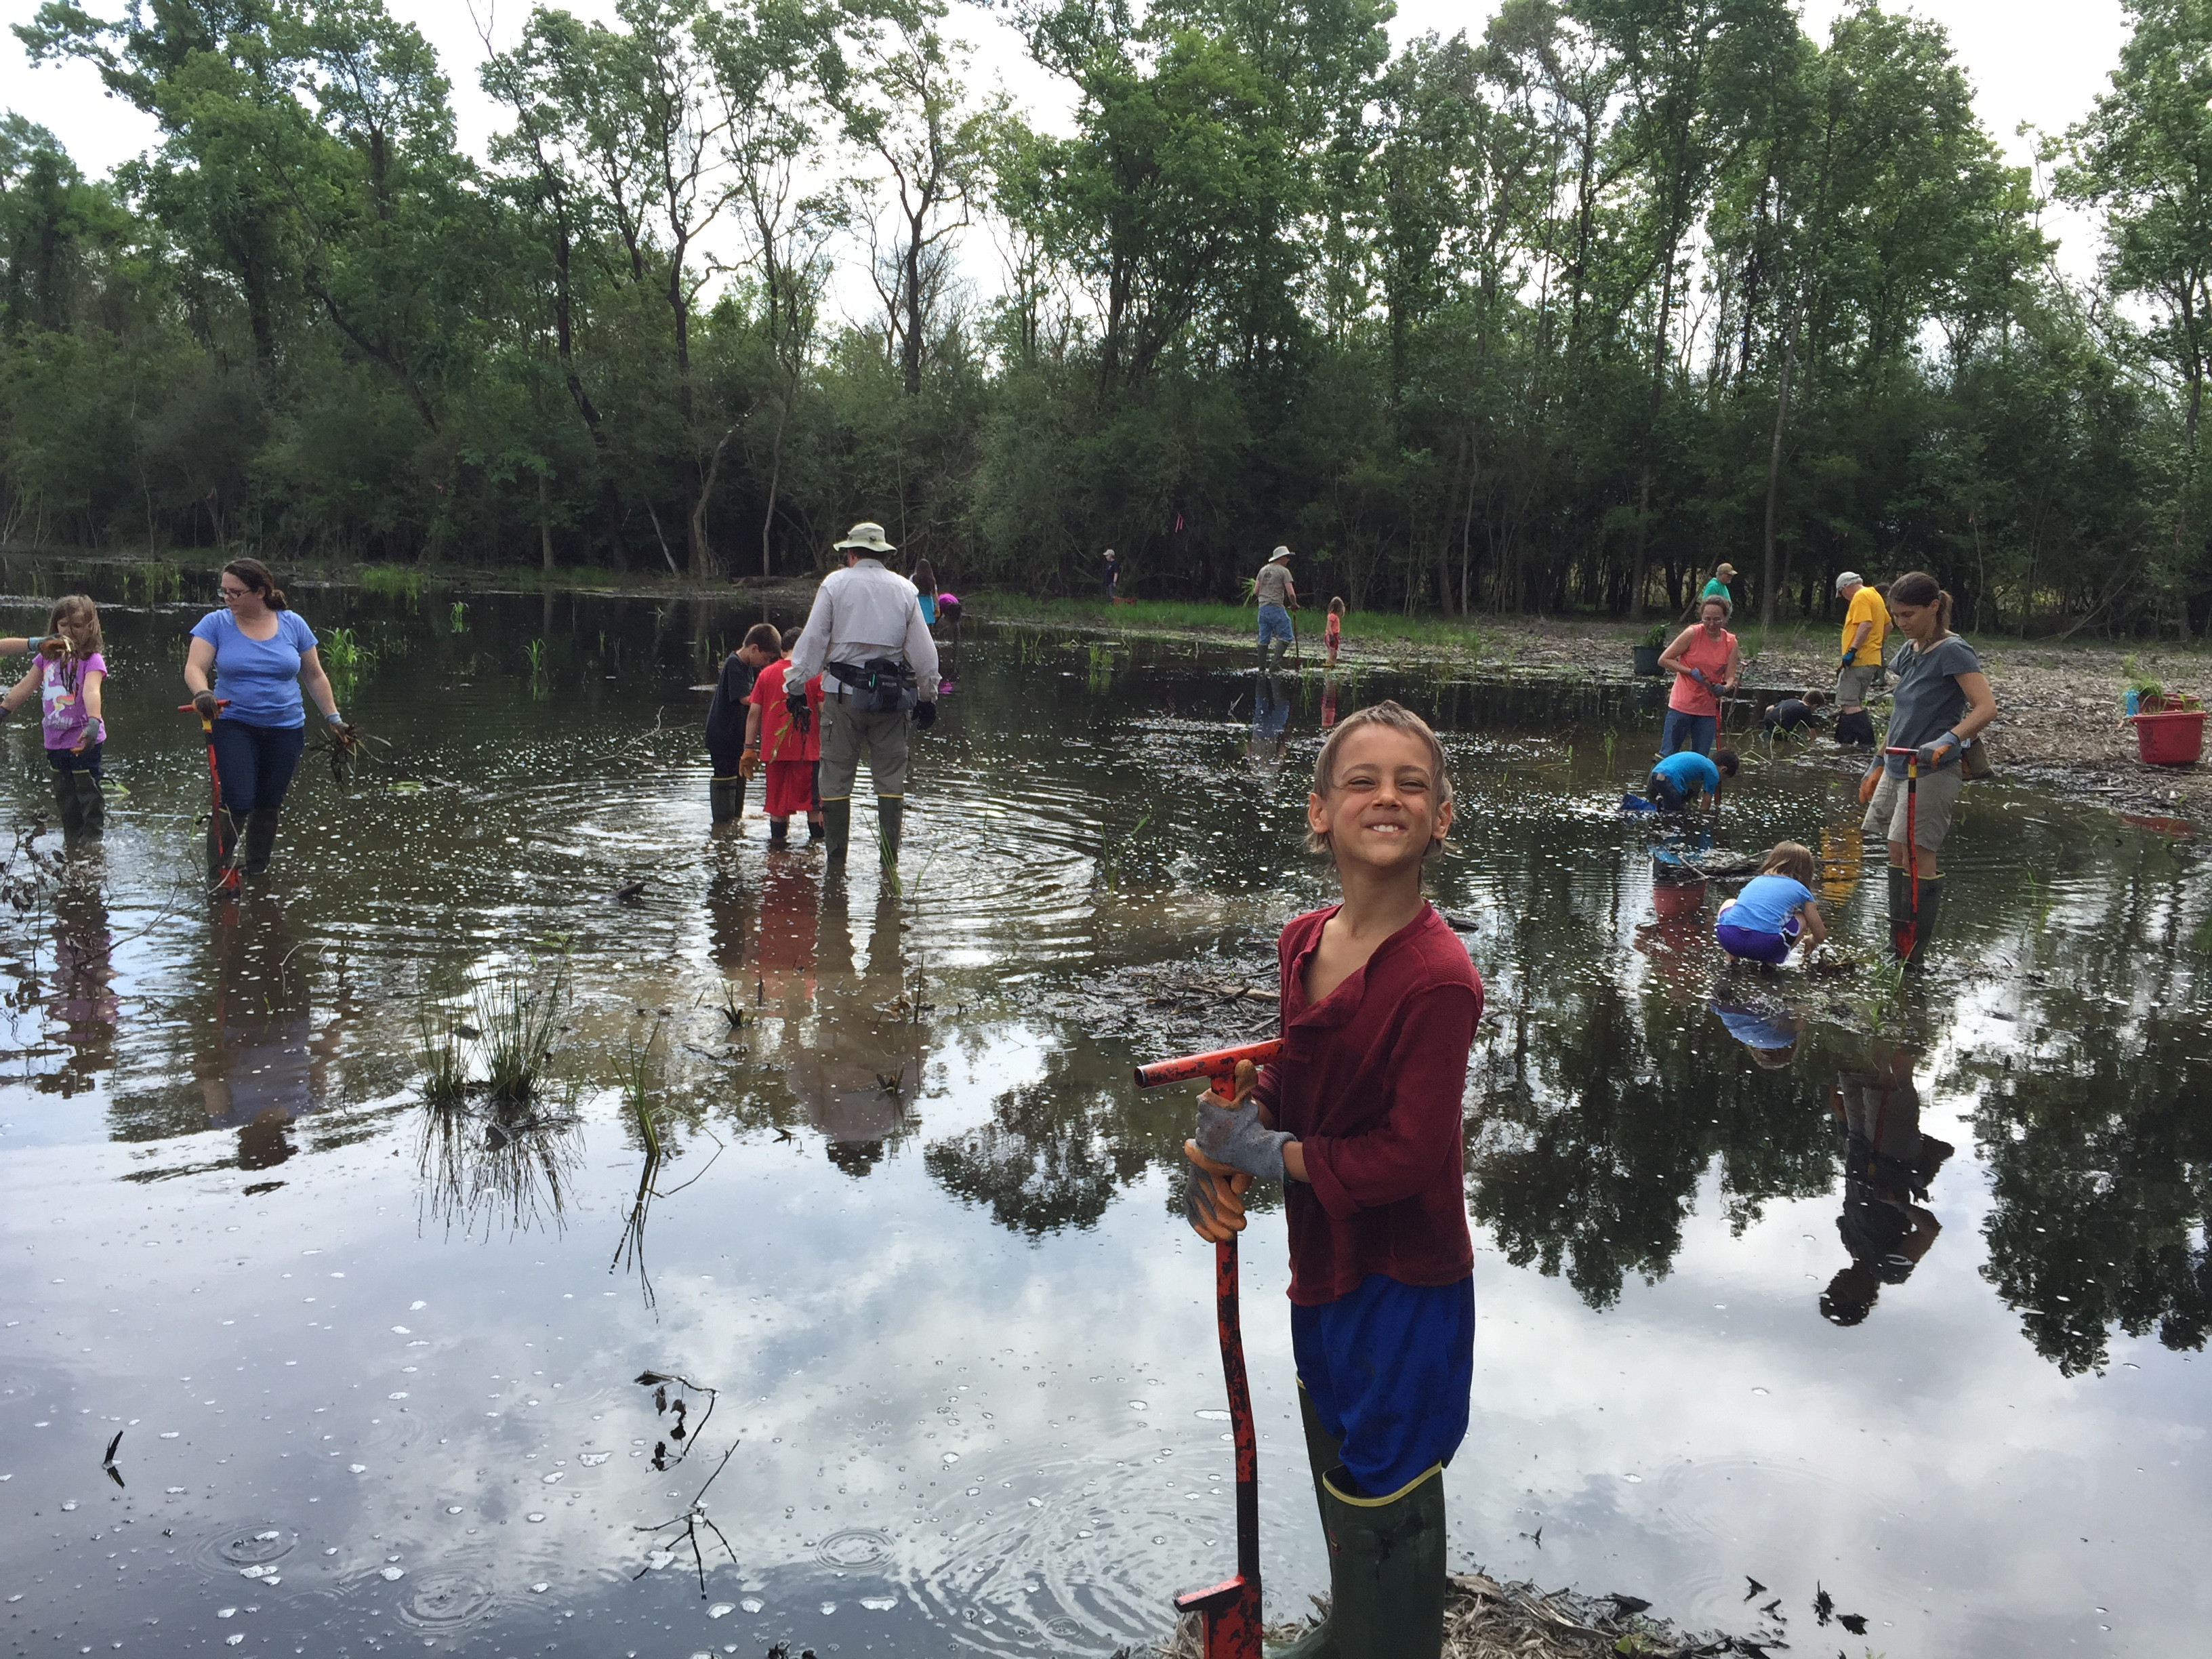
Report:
787,558,941,693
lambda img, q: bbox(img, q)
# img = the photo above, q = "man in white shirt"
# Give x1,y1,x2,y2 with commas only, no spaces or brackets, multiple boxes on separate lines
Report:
786,522,941,867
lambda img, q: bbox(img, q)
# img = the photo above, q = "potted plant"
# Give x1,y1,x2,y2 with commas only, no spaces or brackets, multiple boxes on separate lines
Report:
1633,621,1668,678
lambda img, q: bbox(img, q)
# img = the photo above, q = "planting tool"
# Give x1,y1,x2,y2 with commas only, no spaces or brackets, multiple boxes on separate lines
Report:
1883,745,1919,960
1135,1036,1284,1659
180,699,237,892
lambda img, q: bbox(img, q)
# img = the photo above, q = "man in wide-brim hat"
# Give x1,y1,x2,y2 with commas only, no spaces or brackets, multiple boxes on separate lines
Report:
1255,545,1298,671
785,522,941,867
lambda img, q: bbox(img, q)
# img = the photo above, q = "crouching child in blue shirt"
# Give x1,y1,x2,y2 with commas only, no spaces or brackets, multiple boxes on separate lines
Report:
1715,841,1827,966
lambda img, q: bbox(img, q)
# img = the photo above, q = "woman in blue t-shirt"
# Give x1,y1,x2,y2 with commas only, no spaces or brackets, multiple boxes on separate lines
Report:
182,558,352,878
1715,841,1828,966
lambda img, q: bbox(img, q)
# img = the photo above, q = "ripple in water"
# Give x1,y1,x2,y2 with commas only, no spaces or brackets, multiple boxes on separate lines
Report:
201,1522,295,1572
815,1528,893,1570
394,1571,497,1630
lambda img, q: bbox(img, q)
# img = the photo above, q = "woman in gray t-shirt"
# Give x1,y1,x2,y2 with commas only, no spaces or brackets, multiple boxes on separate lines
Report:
1855,571,1996,963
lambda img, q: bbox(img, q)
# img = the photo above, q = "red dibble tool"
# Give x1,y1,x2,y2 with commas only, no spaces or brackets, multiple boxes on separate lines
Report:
1135,1038,1284,1659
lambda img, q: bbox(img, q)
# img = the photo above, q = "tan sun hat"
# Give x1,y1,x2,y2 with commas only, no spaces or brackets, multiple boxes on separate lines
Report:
835,521,897,554
1835,570,1863,592
1715,562,1738,579
1267,545,1292,562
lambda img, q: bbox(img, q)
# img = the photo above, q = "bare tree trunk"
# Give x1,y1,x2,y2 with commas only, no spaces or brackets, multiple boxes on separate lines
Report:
760,394,792,581
539,472,554,573
1761,306,1798,628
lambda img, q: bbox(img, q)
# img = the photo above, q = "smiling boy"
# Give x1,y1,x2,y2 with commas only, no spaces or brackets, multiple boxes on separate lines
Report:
1184,699,1482,1658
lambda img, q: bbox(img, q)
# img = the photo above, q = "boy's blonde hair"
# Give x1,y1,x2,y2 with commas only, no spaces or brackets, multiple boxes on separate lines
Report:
49,595,102,659
1307,700,1454,859
1761,840,1816,885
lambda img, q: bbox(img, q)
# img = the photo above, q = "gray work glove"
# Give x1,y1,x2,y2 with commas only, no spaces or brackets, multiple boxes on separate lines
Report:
1193,1094,1292,1185
1914,737,1954,769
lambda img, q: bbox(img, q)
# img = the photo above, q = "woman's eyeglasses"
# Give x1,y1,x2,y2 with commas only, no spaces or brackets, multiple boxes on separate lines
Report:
220,586,251,598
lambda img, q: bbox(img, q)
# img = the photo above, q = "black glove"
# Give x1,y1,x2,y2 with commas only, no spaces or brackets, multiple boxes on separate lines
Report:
912,700,936,729
786,691,811,735
192,690,219,720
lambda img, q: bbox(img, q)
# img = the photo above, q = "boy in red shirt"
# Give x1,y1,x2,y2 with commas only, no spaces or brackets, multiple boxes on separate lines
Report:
1185,699,1481,1657
743,646,825,847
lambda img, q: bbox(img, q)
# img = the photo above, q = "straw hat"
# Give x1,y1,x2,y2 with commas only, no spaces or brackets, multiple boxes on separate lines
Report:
835,521,896,554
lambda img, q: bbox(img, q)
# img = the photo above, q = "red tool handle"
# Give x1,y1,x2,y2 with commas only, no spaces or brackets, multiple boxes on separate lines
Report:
1134,1038,1283,1092
177,699,231,716
1173,1231,1262,1658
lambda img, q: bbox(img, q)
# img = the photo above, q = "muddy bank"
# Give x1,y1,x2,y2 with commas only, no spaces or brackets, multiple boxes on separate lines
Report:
1157,1568,1787,1658
977,596,2212,824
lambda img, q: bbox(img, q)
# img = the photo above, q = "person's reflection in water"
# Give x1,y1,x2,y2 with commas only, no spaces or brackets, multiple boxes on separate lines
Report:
1817,821,1864,908
1820,1042,1954,1326
42,884,118,1094
195,894,340,1171
787,886,922,1176
1320,673,1340,731
1710,994,1804,1068
1248,674,1292,774
703,859,755,979
1632,869,1709,1005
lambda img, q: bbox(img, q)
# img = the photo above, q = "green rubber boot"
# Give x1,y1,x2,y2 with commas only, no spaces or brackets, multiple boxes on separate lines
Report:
1312,1464,1448,1659
242,808,281,877
822,798,852,865
1268,1388,1346,1658
710,775,743,823
1906,876,1943,968
52,772,82,836
71,771,104,838
876,796,904,864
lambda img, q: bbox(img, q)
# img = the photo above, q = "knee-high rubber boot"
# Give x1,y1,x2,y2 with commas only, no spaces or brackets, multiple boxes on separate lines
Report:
52,772,83,836
1906,876,1943,968
710,775,743,823
1311,1463,1448,1659
1837,709,1876,747
72,771,104,838
876,796,903,864
1887,865,1911,958
1269,1389,1347,1658
822,798,852,865
243,808,281,877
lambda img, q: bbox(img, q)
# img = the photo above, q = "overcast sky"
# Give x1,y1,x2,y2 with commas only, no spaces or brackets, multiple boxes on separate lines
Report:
0,0,2131,302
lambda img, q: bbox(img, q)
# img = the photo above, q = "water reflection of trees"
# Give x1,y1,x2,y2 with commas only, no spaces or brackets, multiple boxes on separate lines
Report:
1469,970,1834,1310
1959,1013,2212,1376
926,1045,1153,1235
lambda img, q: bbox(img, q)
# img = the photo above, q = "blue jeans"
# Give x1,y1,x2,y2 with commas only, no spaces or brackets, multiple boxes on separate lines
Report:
1257,604,1294,653
1661,708,1716,756
211,720,306,813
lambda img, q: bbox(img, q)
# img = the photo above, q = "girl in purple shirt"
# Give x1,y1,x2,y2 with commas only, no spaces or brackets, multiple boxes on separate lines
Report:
0,595,108,838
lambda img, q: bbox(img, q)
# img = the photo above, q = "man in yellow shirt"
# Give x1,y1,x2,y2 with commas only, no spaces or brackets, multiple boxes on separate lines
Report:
1835,572,1889,746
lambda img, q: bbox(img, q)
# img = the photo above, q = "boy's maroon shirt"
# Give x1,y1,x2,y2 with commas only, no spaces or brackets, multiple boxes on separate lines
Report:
1254,901,1481,1305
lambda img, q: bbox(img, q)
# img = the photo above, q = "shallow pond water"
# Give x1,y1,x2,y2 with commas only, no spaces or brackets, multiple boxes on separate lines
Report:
1,570,2208,1658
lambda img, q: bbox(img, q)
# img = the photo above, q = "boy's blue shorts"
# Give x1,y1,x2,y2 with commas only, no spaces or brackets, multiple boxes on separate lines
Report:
1291,1273,1475,1498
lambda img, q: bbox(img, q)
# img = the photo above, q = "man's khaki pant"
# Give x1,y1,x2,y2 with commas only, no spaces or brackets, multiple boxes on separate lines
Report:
818,697,910,798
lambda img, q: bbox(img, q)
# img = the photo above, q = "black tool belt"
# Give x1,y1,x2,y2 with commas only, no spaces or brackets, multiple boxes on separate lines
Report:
827,657,918,714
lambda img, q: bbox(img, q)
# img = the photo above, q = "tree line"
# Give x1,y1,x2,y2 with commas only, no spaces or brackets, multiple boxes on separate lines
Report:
2,0,2208,633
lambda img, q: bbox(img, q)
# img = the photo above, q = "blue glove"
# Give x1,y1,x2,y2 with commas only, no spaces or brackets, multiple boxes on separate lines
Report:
1841,653,1856,670
1193,1094,1291,1185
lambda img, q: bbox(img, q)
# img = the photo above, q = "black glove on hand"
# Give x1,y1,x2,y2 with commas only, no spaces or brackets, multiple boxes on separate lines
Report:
912,700,936,729
192,690,219,720
786,691,812,733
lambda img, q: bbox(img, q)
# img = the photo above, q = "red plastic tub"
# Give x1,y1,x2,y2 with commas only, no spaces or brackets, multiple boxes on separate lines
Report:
2129,710,2206,766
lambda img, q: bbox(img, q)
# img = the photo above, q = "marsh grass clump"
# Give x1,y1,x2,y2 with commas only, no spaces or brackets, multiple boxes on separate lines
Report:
126,561,182,605
475,947,569,1103
417,1000,469,1106
359,564,422,603
321,626,372,691
621,1023,664,1160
